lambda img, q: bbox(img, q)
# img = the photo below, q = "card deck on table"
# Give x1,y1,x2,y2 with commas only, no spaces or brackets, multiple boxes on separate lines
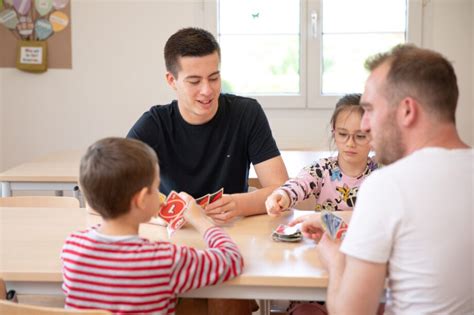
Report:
272,224,302,242
320,210,348,240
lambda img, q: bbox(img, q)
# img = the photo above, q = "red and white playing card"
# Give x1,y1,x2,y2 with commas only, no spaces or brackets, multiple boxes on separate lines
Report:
209,188,224,204
158,191,187,223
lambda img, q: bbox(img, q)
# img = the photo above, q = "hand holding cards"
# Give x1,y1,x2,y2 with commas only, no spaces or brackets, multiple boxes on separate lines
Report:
320,210,348,240
272,224,302,242
158,191,188,237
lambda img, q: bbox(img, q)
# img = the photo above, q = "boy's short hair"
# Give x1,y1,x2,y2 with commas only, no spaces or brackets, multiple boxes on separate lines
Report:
80,137,158,219
164,27,221,78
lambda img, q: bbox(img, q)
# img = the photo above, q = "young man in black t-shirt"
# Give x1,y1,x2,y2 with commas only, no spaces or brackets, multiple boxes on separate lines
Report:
128,27,288,225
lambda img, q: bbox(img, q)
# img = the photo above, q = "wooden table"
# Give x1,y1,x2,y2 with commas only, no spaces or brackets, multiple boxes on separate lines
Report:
0,150,334,196
0,206,333,301
0,150,82,199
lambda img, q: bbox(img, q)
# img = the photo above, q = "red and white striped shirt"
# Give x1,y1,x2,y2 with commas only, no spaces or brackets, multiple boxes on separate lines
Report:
61,226,243,314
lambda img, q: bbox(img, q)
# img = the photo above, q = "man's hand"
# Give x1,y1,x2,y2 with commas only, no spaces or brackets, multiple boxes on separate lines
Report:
288,212,324,241
204,194,240,225
317,233,344,269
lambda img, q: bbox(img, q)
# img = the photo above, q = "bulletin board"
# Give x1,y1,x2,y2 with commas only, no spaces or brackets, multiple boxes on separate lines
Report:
0,1,71,69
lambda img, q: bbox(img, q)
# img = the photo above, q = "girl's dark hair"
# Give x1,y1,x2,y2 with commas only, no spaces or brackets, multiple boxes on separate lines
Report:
330,93,363,130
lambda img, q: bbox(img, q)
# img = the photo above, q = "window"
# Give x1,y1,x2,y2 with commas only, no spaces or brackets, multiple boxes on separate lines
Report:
204,0,422,108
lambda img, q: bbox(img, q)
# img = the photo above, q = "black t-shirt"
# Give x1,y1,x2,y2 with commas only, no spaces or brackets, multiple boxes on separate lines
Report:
127,94,280,197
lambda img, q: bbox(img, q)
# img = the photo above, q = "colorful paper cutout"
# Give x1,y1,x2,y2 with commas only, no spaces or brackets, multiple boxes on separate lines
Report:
17,15,33,37
52,0,67,9
0,9,18,29
35,0,52,16
49,10,67,32
35,18,52,40
13,0,31,16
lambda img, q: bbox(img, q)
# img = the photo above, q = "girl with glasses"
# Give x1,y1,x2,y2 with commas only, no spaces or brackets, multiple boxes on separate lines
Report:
266,93,379,215
265,93,381,315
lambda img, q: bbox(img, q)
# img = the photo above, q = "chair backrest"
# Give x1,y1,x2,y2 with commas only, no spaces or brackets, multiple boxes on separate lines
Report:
0,196,80,208
0,300,111,315
0,279,6,300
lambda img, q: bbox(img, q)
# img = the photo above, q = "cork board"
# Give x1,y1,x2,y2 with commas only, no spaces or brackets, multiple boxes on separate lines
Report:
0,2,72,69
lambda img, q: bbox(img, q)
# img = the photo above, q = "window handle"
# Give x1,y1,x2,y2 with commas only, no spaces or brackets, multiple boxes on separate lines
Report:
311,11,318,38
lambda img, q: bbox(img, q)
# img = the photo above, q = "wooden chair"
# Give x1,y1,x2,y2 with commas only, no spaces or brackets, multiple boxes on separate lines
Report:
0,196,80,208
0,300,111,315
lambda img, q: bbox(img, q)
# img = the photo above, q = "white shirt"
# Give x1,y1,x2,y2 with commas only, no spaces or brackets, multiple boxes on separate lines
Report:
341,147,473,314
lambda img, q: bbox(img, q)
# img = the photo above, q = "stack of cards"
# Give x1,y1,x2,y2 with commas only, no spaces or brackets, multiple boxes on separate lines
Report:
320,210,348,240
272,224,302,242
195,188,224,208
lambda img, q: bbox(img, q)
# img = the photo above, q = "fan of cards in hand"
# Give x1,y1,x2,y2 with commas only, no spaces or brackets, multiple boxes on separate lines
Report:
320,210,348,240
150,188,224,237
272,224,302,242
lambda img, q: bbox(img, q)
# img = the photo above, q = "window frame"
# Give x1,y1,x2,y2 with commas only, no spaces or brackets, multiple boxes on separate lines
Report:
204,0,422,109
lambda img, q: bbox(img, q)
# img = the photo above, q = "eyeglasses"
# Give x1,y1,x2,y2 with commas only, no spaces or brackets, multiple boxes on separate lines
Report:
333,129,370,145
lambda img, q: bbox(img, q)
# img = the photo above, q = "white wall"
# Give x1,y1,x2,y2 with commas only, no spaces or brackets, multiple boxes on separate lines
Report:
0,0,472,171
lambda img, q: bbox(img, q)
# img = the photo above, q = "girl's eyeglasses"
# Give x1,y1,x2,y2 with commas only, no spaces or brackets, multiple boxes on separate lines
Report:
333,129,370,145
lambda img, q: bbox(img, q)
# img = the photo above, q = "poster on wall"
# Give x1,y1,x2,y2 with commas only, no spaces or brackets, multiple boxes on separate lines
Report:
0,0,71,70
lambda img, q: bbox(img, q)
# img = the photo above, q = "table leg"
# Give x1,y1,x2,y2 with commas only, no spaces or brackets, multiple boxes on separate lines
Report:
1,182,12,197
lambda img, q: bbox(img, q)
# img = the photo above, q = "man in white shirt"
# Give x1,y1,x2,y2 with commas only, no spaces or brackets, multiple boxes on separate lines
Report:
292,44,473,314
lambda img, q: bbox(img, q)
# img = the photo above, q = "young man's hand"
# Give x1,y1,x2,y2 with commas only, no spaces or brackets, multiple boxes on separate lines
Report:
204,194,240,225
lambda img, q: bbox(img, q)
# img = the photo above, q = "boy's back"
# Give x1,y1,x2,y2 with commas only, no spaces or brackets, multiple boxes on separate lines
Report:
62,226,242,314
62,137,243,314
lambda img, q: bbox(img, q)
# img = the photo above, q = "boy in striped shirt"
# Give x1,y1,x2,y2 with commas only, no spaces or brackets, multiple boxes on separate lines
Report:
61,137,244,314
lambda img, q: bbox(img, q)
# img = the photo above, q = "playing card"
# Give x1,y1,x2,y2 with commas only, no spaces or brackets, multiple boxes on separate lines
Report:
196,194,210,208
209,188,224,204
320,210,348,240
158,191,187,223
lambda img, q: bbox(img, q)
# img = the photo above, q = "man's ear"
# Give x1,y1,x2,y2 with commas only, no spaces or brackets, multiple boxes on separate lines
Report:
166,72,177,90
398,97,418,127
131,187,149,210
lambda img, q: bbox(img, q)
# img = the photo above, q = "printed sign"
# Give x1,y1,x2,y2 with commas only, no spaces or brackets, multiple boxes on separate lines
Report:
20,46,43,64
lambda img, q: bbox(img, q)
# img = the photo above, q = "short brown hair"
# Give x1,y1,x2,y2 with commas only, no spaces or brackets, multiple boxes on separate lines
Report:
330,93,363,130
365,44,458,122
80,137,158,219
164,27,221,78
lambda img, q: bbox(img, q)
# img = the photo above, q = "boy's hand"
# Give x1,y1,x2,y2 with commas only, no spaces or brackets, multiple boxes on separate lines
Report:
288,213,324,241
204,194,239,225
179,192,214,234
265,190,290,217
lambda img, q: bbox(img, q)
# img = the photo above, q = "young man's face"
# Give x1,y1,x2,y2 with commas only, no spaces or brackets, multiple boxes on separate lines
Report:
166,51,221,125
360,62,405,165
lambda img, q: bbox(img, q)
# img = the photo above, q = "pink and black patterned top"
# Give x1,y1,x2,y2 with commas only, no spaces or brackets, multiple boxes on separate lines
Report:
278,156,379,211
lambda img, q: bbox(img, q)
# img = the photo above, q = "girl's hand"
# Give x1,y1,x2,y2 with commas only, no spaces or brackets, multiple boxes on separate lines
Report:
265,190,290,217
